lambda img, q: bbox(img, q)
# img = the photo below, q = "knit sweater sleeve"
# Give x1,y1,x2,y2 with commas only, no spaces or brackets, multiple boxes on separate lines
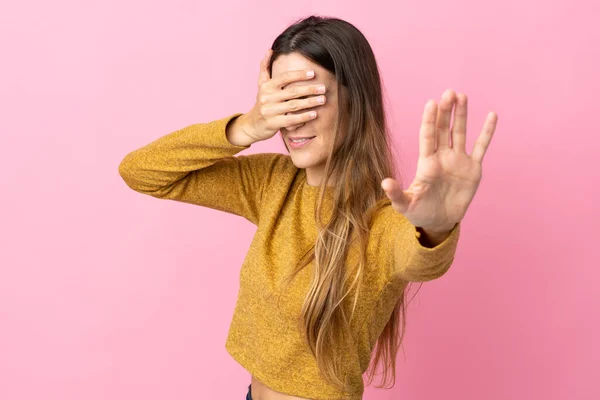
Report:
376,205,461,282
118,113,277,225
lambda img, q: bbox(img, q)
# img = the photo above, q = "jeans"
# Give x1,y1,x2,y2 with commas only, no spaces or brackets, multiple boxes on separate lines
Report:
246,384,252,400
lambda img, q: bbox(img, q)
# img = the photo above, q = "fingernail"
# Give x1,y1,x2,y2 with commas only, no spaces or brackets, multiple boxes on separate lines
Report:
306,70,315,77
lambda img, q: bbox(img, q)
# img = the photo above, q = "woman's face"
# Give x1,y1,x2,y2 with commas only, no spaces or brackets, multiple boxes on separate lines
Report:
271,52,343,186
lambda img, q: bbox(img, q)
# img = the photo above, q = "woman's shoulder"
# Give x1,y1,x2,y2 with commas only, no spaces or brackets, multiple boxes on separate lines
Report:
237,152,296,173
236,152,299,191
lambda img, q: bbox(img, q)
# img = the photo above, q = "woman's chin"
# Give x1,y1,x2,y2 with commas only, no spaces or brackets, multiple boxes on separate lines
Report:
289,154,319,170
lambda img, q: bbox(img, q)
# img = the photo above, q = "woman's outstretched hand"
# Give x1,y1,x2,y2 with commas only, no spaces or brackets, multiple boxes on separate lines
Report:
381,89,498,239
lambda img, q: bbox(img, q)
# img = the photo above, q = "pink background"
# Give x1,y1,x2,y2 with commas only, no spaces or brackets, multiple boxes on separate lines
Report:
1,1,598,399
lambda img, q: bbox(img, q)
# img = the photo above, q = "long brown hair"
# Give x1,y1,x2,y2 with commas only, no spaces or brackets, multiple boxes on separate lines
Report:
268,15,420,391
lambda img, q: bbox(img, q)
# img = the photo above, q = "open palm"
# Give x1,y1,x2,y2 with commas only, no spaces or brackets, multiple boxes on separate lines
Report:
382,89,498,233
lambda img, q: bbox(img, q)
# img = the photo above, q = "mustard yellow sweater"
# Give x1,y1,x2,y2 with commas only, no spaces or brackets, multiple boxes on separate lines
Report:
118,113,461,400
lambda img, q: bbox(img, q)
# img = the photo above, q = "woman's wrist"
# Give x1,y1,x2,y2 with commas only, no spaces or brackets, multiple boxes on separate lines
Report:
417,223,456,247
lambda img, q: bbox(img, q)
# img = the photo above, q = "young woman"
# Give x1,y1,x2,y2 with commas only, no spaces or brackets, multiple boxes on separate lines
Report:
119,15,497,400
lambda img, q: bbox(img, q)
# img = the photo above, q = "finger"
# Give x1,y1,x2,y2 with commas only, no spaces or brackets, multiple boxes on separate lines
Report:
436,89,457,151
271,69,315,90
269,83,326,103
471,112,498,164
284,114,304,130
419,100,438,158
452,93,468,153
258,49,273,87
264,95,325,117
381,178,410,213
275,110,318,128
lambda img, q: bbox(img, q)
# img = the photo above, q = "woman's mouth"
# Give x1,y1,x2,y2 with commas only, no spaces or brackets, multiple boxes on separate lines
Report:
288,136,316,149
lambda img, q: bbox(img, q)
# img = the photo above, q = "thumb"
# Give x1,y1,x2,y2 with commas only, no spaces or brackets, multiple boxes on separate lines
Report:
382,178,410,213
258,49,273,86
